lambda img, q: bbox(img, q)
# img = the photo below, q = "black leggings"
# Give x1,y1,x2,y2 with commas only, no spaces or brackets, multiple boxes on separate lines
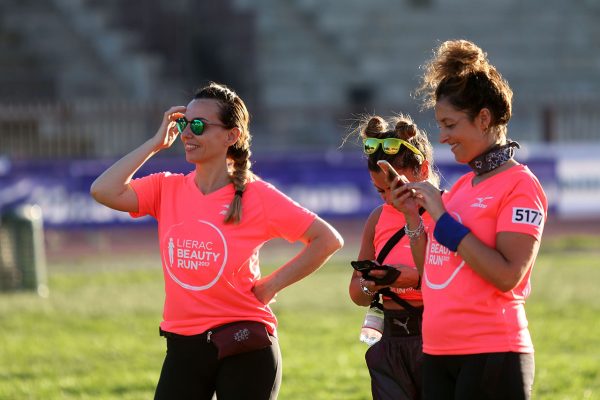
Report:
154,331,282,400
422,352,534,400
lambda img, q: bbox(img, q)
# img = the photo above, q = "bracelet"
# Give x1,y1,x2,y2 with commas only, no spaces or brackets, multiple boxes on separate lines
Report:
404,217,425,240
433,212,470,252
359,277,376,296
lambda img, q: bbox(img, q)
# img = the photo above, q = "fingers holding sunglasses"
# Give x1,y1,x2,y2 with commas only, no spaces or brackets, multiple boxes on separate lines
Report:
168,108,186,122
152,106,186,151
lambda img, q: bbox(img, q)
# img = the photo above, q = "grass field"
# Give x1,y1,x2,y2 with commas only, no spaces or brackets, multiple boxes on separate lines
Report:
0,234,599,399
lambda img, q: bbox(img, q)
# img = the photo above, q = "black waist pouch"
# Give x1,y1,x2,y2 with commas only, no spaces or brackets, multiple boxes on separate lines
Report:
383,308,423,337
208,321,273,360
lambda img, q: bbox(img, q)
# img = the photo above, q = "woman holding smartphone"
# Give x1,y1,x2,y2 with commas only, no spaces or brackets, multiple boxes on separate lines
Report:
348,114,440,400
390,40,548,400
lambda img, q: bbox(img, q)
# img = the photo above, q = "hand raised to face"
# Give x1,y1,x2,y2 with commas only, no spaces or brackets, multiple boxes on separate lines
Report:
377,160,420,215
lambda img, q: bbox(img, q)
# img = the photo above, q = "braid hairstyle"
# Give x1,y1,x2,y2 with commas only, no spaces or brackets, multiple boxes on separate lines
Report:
416,39,513,141
358,113,439,186
194,82,255,224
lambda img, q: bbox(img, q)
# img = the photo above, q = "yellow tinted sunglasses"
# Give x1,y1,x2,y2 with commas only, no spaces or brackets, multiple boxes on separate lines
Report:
363,138,424,158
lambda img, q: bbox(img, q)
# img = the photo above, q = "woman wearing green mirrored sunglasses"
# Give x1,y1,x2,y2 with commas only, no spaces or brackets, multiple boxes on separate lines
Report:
175,116,228,136
348,113,441,400
90,82,343,400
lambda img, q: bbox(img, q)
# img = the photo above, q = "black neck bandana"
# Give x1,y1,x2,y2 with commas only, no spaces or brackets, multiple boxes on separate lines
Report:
468,140,520,176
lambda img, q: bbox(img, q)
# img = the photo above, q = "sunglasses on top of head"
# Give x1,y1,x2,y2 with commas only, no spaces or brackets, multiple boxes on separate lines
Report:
175,117,227,136
363,137,424,158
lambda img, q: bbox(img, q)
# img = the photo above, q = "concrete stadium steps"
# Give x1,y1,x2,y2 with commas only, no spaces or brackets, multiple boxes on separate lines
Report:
257,0,600,94
0,28,56,102
0,0,124,100
51,0,168,99
76,0,258,103
2,0,600,151
0,0,172,101
245,0,600,144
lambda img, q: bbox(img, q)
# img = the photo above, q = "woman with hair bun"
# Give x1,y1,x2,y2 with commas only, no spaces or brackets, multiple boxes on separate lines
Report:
390,40,547,399
348,113,440,400
90,82,343,399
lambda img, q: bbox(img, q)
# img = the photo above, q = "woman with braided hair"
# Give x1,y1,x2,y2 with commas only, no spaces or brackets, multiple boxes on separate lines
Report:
90,82,343,399
348,113,440,400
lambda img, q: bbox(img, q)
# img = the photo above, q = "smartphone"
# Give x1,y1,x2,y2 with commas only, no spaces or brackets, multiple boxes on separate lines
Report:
351,260,380,273
377,159,415,195
376,160,400,182
351,260,401,285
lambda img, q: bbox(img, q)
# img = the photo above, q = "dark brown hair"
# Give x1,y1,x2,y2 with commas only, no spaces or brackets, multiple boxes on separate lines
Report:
357,113,439,185
416,39,513,140
194,82,255,224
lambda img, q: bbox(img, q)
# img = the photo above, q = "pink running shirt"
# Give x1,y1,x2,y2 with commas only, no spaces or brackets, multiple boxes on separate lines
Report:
422,165,547,355
374,204,430,302
129,171,316,336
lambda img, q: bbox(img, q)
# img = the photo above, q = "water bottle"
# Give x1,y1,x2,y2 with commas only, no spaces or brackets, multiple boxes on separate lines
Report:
359,300,384,346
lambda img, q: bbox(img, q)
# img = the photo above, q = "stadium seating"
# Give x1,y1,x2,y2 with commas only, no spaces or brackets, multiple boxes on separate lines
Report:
1,0,600,158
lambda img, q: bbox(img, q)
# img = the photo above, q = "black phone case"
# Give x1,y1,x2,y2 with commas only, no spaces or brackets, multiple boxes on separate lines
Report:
367,267,400,286
350,260,401,286
350,260,379,272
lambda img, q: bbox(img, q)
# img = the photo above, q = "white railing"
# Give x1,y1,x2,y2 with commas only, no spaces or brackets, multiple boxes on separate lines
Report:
1,100,599,159
0,101,168,159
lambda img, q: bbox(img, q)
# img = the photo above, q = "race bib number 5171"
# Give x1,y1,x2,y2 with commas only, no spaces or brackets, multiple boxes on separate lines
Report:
512,207,543,226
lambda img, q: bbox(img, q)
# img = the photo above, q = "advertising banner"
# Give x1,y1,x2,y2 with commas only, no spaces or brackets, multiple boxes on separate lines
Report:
0,151,560,228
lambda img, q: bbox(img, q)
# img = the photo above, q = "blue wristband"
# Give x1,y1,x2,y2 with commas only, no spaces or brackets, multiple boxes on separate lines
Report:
433,212,470,252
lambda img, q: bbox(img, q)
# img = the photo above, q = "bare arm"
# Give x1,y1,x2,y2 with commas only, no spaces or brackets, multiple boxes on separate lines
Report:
253,217,344,304
349,207,381,306
90,106,185,212
457,232,540,292
349,206,422,306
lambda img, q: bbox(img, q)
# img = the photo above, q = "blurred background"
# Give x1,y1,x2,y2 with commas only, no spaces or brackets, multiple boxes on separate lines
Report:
1,0,600,224
1,1,600,399
2,0,600,293
1,0,599,261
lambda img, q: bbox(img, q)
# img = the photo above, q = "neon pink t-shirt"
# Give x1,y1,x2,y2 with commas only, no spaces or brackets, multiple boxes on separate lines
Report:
129,171,316,336
422,165,547,355
374,204,430,302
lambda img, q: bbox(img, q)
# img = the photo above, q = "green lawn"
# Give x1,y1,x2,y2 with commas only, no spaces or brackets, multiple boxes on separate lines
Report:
0,236,599,399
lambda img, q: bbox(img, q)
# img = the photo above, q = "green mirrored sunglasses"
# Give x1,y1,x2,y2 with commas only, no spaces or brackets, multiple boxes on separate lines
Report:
363,138,424,158
175,117,227,136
